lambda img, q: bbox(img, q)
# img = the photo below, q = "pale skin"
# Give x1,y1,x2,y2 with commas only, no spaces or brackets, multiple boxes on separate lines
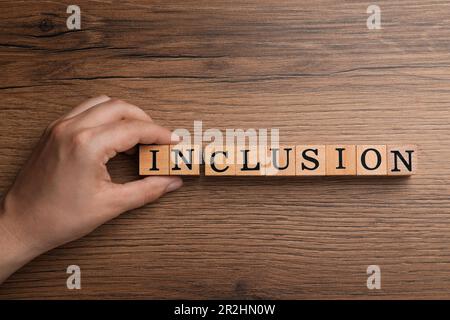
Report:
0,96,183,284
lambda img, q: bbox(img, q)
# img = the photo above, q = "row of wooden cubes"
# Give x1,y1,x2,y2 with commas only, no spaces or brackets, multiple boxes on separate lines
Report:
139,144,417,176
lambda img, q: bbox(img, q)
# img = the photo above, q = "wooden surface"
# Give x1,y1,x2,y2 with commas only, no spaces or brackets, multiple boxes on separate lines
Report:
0,0,449,299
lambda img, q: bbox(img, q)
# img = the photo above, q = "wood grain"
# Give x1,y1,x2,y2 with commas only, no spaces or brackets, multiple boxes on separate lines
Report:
0,0,449,299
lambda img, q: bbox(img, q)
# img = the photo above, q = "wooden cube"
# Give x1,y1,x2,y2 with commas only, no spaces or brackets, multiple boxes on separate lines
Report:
169,144,201,175
387,145,417,175
265,145,296,176
236,144,264,176
204,145,236,176
296,145,326,176
326,145,356,175
139,145,170,175
356,145,387,175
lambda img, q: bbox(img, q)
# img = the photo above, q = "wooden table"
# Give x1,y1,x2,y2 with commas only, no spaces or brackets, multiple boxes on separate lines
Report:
1,0,449,299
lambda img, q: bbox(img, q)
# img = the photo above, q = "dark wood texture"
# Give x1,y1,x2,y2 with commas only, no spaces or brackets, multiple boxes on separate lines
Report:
0,0,449,299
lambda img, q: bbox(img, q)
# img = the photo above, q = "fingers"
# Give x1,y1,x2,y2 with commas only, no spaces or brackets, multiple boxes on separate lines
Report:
108,176,183,214
63,95,111,120
90,120,179,159
71,99,152,129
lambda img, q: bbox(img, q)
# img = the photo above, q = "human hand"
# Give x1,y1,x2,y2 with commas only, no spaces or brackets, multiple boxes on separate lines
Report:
0,96,182,283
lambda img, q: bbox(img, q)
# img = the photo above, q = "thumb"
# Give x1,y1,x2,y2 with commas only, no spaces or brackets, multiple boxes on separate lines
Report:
110,176,183,213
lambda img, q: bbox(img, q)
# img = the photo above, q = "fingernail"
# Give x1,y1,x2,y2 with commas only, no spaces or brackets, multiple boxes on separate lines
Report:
166,178,183,193
171,133,181,143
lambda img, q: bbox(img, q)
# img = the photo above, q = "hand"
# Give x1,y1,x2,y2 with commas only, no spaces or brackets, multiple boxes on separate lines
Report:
0,96,183,283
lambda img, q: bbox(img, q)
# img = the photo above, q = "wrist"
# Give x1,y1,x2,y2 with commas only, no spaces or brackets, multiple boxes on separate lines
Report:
0,200,42,283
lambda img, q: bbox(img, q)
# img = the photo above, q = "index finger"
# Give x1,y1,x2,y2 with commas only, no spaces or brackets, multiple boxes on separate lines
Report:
89,120,180,160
